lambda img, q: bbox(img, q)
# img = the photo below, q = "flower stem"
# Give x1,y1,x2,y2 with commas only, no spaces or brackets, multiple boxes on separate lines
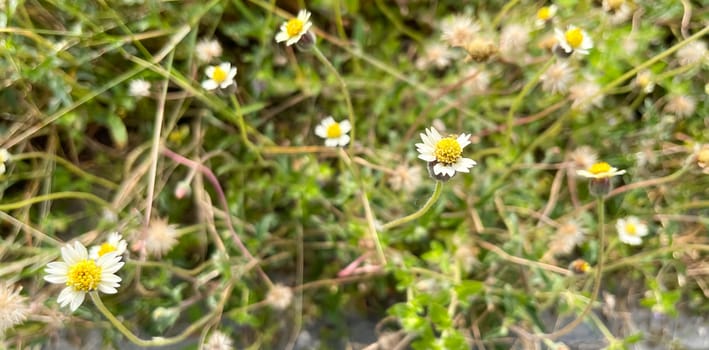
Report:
381,181,443,231
543,197,605,340
312,45,356,151
230,94,263,162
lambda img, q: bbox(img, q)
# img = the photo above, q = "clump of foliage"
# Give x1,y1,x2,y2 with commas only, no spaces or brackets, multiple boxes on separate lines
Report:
0,0,707,349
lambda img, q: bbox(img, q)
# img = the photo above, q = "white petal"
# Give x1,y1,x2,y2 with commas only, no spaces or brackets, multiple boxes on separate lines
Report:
322,116,335,126
69,291,86,311
339,120,351,133
44,274,68,284
219,79,234,89
457,134,471,149
98,284,118,294
275,31,289,43
57,287,74,306
218,62,231,73
202,80,218,90
324,138,339,147
227,67,238,80
338,135,350,146
205,66,215,77
418,154,436,162
315,125,327,138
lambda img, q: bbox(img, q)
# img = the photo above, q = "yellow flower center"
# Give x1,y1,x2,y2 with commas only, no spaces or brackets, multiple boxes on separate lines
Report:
326,123,342,138
625,223,637,236
67,259,102,292
285,18,304,37
589,162,611,175
565,28,584,48
434,137,462,165
211,66,227,83
97,243,117,257
537,7,552,20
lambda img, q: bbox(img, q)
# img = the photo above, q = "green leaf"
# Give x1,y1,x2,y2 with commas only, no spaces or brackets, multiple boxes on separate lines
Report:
105,114,128,149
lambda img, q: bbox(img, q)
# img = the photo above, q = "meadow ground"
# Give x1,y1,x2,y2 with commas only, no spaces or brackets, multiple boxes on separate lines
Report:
0,1,707,349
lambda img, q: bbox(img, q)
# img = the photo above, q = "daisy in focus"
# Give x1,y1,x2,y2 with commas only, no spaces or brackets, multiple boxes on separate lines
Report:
315,116,351,147
535,5,557,27
275,10,313,46
44,241,124,312
416,127,476,179
90,232,127,259
202,63,237,91
616,216,649,246
555,26,593,55
577,161,625,179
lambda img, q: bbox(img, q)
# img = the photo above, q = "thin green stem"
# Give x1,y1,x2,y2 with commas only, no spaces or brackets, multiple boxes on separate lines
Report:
312,45,356,151
11,153,118,189
382,181,443,231
90,284,231,347
0,192,111,211
230,94,263,161
543,197,606,340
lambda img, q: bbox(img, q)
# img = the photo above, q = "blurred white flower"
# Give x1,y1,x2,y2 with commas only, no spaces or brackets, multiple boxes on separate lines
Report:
202,331,233,350
202,63,237,90
555,26,593,55
129,79,151,98
541,61,574,94
0,283,28,334
441,14,478,48
275,9,313,46
196,38,223,63
266,284,293,310
664,95,696,118
616,216,649,246
388,164,422,193
535,5,557,27
0,148,11,175
315,116,351,147
569,81,603,111
499,24,529,58
143,218,179,257
568,146,598,171
676,41,706,66
416,43,454,69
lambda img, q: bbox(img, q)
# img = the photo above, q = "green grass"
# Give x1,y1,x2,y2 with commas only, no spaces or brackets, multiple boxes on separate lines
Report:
1,0,707,349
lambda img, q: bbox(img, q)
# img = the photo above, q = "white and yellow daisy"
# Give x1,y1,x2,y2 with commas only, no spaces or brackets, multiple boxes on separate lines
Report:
201,63,237,91
275,10,313,46
315,116,351,147
555,26,593,55
44,241,124,312
616,216,649,246
89,232,127,260
576,162,626,179
0,148,11,175
535,5,557,27
416,127,476,177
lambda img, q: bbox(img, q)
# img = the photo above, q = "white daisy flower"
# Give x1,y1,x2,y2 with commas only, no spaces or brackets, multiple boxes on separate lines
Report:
0,148,11,175
314,116,351,147
44,241,124,312
616,216,649,246
195,38,223,63
634,70,655,93
535,5,557,27
275,9,313,46
89,232,127,259
416,127,477,178
128,79,151,98
576,162,626,179
555,26,593,55
201,63,237,91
